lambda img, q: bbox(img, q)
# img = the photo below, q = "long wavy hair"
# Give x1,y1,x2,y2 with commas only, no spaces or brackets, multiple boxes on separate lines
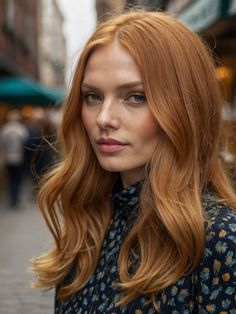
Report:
32,10,236,307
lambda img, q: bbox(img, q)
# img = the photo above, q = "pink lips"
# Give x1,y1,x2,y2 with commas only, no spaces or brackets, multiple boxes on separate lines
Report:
96,137,127,153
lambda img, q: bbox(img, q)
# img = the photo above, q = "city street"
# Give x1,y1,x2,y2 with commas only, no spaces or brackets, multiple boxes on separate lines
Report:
0,180,54,314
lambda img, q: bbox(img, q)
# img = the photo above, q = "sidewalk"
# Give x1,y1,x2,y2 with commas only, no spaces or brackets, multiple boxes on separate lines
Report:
0,180,54,314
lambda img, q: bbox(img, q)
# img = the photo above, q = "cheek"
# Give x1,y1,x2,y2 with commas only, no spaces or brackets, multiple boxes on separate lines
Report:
136,115,159,141
81,109,94,135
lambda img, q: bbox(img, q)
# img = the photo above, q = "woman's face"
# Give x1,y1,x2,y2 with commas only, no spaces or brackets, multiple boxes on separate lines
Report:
81,41,159,187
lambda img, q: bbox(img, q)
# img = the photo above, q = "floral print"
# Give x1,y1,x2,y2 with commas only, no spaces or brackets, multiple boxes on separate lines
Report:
55,182,236,313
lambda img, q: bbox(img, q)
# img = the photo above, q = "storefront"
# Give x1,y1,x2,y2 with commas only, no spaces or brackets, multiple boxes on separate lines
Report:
176,0,236,164
0,76,64,124
177,0,236,104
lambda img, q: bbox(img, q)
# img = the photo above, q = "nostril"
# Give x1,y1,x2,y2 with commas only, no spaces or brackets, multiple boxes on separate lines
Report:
97,110,120,130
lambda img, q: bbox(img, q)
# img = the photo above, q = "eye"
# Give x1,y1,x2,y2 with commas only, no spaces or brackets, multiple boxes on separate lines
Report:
83,92,102,104
127,93,146,104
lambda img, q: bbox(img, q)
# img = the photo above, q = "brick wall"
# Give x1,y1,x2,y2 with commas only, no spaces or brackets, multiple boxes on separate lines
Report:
0,0,39,78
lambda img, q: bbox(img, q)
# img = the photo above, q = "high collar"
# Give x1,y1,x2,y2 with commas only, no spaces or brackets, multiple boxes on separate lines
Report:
111,179,143,216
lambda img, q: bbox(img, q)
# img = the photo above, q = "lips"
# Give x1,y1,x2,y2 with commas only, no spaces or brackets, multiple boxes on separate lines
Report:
96,137,127,153
96,137,125,145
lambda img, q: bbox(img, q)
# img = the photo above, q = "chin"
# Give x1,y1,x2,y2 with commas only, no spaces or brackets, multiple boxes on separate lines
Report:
98,161,128,173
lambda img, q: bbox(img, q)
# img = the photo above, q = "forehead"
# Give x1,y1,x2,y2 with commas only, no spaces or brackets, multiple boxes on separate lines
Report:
83,41,142,83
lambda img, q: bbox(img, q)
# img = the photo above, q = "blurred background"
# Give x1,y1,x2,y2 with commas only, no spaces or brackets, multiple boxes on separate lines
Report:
0,0,235,313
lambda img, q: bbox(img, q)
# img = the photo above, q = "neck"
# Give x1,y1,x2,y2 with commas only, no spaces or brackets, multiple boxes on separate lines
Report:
120,167,145,188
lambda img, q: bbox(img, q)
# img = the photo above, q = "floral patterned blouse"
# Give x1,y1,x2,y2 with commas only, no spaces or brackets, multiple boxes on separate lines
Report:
55,181,236,313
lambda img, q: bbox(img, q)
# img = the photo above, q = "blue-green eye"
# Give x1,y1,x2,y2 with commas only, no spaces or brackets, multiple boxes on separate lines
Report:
128,94,146,104
84,92,102,103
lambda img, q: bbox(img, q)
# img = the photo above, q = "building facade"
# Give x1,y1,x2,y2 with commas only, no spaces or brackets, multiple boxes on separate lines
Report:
96,0,169,21
38,0,66,90
168,0,236,161
0,0,39,78
125,0,169,11
167,0,236,106
166,0,190,15
96,0,126,22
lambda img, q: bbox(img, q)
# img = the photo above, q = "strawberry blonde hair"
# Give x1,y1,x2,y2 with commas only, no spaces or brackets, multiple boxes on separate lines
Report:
32,10,236,307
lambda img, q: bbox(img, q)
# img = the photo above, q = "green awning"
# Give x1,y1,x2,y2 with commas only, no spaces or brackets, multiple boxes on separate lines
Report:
0,76,65,106
178,0,232,32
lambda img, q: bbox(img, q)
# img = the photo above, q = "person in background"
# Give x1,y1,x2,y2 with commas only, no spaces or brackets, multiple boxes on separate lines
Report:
25,109,56,188
32,11,236,313
0,109,29,207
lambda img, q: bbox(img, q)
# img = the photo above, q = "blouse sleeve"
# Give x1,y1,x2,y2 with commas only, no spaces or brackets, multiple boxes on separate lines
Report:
195,209,236,313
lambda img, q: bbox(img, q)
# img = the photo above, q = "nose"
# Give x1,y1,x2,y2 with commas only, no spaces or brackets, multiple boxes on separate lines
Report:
96,100,120,130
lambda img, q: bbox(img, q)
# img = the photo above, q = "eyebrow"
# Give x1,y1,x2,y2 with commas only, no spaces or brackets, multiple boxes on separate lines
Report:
81,81,144,90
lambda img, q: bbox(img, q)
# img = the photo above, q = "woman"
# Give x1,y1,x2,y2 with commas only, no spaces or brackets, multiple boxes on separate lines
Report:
32,11,236,313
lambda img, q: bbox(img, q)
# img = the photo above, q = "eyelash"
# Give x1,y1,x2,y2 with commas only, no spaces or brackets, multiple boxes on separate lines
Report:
83,92,102,104
126,94,146,104
82,92,146,105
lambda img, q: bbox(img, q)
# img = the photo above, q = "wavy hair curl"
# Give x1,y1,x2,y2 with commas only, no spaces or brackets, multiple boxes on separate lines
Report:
32,11,236,307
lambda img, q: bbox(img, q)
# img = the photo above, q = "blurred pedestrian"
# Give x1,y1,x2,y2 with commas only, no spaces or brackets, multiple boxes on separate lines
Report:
0,109,29,207
32,11,236,313
25,110,56,189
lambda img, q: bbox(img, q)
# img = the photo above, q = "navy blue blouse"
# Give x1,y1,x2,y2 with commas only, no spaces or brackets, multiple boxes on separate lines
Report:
55,182,236,313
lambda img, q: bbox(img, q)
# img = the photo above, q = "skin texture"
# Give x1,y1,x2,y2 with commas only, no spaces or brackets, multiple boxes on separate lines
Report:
81,41,159,187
